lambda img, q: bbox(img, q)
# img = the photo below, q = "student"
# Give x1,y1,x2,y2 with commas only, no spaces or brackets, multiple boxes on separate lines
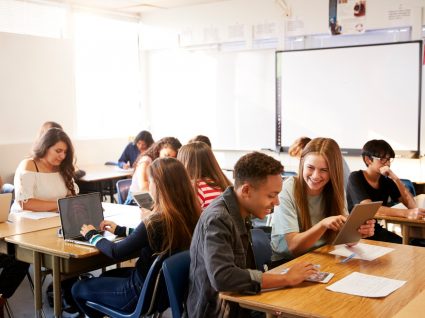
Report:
346,139,425,244
72,157,200,318
187,152,318,317
271,138,375,263
288,136,350,189
36,121,63,141
12,128,78,212
118,130,154,169
0,176,13,194
177,141,231,210
126,137,181,204
35,121,85,179
188,134,212,148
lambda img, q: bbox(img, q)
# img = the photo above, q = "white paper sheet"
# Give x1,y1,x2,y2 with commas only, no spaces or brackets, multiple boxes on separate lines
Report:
330,243,393,261
18,211,58,220
326,272,406,297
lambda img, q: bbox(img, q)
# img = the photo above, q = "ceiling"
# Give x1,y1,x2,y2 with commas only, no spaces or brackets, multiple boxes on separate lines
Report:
53,0,229,15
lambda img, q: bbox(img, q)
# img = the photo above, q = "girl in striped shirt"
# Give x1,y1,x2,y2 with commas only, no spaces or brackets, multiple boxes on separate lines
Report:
178,141,232,210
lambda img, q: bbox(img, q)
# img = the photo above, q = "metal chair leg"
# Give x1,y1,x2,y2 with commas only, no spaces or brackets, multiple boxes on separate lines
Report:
4,300,14,318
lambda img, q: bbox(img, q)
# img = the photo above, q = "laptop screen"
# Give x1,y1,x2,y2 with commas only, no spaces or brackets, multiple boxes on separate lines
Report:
58,193,104,240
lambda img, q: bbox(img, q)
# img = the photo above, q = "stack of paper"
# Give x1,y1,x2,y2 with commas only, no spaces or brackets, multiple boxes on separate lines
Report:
326,272,406,297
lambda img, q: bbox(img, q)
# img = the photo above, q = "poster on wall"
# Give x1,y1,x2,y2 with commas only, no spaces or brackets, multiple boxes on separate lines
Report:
329,0,366,35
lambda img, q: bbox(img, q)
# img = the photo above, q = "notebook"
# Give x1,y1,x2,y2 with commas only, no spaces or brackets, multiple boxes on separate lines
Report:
58,193,117,247
0,193,12,223
332,201,382,245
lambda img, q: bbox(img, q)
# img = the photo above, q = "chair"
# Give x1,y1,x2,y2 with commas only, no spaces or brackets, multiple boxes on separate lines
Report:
116,179,132,204
250,228,272,272
162,250,190,318
86,254,167,318
400,178,416,196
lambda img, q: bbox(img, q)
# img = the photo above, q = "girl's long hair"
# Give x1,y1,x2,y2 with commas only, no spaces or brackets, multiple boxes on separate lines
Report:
32,128,76,195
294,137,345,242
144,157,200,254
177,141,231,192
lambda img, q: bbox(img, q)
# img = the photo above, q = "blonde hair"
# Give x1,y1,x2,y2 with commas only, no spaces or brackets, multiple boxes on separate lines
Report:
288,137,311,158
294,138,345,242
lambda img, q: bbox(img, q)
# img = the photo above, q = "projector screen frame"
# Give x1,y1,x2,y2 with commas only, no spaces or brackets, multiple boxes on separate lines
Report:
275,41,422,159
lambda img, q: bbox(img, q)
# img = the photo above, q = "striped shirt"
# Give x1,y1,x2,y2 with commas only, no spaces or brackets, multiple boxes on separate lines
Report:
197,179,223,210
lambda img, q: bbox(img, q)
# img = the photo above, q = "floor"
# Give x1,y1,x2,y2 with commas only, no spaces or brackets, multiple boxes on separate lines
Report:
7,265,172,318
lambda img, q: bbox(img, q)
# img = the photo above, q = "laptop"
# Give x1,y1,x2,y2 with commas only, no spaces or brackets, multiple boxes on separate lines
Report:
58,193,117,247
332,201,382,245
133,192,154,210
0,193,12,223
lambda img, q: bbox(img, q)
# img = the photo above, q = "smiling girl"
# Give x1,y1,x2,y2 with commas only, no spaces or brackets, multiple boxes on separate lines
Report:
12,128,78,212
271,138,374,263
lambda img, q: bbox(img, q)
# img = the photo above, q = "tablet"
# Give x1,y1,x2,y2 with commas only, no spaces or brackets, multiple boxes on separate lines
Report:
133,192,154,210
332,201,382,245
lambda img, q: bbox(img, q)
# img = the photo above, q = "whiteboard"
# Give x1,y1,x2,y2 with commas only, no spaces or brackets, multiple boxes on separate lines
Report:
146,49,275,150
277,41,422,157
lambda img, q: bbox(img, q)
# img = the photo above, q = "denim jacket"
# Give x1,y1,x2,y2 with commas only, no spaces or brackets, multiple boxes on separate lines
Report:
187,187,262,318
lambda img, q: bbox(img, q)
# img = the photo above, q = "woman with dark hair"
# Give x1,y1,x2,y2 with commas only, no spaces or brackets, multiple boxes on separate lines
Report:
271,138,375,263
118,130,155,169
126,137,182,204
12,127,78,212
178,141,231,210
72,157,200,317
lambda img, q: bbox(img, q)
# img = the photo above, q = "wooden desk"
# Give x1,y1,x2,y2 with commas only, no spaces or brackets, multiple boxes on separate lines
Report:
77,164,132,203
375,214,425,244
5,203,141,318
220,240,425,318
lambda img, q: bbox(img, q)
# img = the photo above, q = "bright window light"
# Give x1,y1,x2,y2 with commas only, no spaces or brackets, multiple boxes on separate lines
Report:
74,12,142,139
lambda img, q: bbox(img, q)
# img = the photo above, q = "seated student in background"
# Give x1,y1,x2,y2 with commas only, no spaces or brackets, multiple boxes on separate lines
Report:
346,139,425,244
271,138,375,263
118,130,154,169
187,152,318,318
12,128,78,212
177,141,231,210
288,136,351,188
188,134,212,148
36,121,85,179
126,137,181,204
73,157,200,318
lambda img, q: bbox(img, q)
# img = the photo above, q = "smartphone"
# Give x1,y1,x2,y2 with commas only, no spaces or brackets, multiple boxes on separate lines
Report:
281,268,334,284
133,192,154,210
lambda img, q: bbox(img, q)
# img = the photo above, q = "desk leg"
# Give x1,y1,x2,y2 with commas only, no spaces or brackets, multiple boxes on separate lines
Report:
401,225,410,245
33,251,42,318
52,256,62,317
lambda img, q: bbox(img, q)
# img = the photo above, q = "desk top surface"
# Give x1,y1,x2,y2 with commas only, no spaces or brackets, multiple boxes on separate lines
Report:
78,164,133,182
220,240,425,318
3,203,141,259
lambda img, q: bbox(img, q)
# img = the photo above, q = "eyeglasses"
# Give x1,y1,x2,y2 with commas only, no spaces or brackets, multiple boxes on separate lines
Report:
371,156,394,164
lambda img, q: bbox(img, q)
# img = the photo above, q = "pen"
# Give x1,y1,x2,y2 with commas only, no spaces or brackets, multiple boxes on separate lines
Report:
340,253,356,263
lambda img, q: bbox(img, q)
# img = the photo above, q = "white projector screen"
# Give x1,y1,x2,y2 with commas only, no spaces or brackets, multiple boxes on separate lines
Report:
276,41,422,157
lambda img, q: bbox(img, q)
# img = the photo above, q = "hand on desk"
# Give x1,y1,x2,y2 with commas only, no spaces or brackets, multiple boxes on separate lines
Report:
100,220,117,234
285,262,318,286
406,208,425,220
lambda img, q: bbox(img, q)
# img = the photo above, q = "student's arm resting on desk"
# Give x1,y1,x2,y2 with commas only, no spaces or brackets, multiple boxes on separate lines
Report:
118,143,132,169
20,199,58,212
262,263,317,289
82,222,147,261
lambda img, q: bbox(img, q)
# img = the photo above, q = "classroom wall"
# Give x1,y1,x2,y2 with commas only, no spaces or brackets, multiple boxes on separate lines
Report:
1,0,425,183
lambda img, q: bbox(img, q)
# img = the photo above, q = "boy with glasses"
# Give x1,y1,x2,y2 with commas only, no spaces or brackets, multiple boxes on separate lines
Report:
346,139,425,243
